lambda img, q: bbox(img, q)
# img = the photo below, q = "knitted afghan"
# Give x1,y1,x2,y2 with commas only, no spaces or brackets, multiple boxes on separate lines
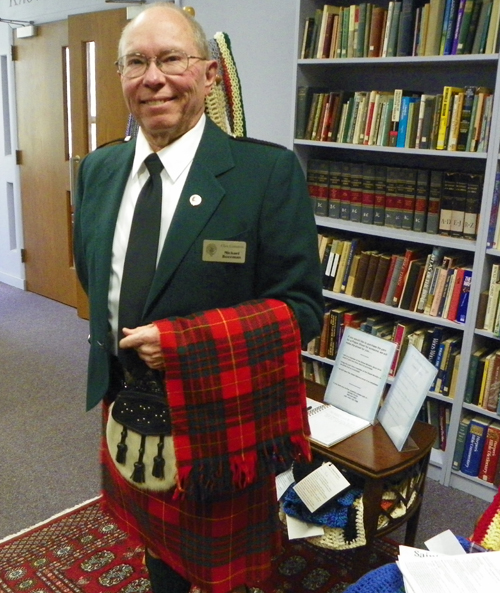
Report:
471,490,500,551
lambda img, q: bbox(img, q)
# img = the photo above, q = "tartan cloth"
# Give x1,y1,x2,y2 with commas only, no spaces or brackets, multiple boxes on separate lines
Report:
102,298,311,592
155,298,311,500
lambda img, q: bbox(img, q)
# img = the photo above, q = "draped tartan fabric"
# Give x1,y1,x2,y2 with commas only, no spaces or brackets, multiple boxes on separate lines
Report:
102,298,311,593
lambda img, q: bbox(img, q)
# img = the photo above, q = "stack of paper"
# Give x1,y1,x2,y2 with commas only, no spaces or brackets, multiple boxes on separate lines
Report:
397,530,500,593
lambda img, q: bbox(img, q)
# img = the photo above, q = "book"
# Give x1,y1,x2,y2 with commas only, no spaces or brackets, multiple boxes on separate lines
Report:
351,249,375,298
416,246,445,312
397,0,420,56
373,165,387,224
478,421,500,482
399,258,427,310
456,267,473,323
361,251,382,300
328,160,343,219
452,413,475,470
383,254,405,305
425,0,448,55
369,253,392,302
368,6,387,57
460,416,491,476
464,346,491,403
484,349,500,411
463,172,482,240
439,170,457,235
436,86,463,149
441,0,461,55
426,170,443,234
361,162,376,224
413,169,430,232
392,247,426,306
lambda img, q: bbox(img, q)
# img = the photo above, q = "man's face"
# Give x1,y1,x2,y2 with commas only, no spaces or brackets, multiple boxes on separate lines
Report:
119,9,217,150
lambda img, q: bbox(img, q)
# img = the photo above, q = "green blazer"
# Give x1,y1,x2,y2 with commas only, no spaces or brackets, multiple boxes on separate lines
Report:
74,118,324,410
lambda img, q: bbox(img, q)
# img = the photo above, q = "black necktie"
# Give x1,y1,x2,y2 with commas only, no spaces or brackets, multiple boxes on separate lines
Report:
118,153,164,369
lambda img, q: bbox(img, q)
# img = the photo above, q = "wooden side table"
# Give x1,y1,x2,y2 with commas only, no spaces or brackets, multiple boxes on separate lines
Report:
305,380,437,548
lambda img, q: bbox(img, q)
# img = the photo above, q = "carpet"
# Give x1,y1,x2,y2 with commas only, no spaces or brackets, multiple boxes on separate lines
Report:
0,498,398,593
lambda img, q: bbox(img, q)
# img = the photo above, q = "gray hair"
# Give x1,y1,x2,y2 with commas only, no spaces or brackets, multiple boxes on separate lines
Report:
118,2,210,59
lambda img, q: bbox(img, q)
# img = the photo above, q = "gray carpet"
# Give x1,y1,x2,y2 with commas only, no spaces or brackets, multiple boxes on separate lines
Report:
0,282,491,546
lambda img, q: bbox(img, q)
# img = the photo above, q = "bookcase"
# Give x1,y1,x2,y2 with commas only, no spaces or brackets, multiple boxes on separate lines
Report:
293,0,500,502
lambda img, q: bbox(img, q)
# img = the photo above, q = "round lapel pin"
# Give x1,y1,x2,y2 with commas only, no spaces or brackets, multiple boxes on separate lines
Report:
189,194,202,206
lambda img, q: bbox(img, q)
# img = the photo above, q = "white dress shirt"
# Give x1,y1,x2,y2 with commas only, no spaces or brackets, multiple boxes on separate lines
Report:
108,114,206,352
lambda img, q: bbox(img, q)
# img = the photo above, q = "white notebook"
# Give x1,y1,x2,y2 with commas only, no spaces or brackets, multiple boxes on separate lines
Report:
306,397,371,447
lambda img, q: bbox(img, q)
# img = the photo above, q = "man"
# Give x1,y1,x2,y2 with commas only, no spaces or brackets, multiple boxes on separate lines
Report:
74,3,323,593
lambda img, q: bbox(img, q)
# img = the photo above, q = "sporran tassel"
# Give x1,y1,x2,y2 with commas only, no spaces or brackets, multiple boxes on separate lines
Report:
116,426,128,464
152,436,166,479
131,435,147,483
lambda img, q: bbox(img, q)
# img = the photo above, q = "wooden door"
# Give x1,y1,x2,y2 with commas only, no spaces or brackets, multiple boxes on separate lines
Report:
69,8,130,318
15,21,75,305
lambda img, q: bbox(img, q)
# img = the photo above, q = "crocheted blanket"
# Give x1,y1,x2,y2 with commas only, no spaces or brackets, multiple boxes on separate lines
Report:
471,490,500,551
154,298,311,500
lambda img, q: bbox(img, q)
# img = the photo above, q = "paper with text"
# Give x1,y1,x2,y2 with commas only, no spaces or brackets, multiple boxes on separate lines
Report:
378,345,438,451
293,462,350,513
324,327,396,423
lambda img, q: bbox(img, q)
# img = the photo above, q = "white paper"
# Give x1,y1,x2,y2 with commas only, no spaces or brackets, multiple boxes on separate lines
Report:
285,513,324,540
293,462,350,513
399,545,442,558
425,530,466,555
398,550,500,593
275,467,294,501
324,327,396,423
378,344,438,451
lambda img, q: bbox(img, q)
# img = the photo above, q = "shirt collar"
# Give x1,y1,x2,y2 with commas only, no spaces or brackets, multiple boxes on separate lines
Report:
132,114,206,182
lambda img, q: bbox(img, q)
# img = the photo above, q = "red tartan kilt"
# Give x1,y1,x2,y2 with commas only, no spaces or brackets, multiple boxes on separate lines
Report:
101,434,282,593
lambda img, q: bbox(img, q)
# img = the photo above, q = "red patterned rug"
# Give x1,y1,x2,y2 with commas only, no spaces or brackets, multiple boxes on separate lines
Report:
0,498,398,593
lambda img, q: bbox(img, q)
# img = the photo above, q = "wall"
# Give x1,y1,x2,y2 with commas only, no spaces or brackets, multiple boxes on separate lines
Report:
0,0,298,289
0,22,24,288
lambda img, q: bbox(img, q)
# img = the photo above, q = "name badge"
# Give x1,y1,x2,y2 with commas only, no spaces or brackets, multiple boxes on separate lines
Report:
202,240,246,264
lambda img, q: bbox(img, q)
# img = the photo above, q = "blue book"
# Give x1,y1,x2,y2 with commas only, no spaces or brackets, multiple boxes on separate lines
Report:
441,0,461,55
396,97,418,148
460,416,491,476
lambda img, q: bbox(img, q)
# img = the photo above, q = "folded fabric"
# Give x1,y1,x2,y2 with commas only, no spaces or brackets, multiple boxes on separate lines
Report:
155,298,311,500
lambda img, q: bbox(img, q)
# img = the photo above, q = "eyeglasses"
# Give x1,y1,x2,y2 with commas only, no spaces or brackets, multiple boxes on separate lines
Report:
116,49,206,78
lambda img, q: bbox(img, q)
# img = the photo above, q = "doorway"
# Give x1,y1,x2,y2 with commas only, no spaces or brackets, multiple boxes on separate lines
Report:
14,8,129,309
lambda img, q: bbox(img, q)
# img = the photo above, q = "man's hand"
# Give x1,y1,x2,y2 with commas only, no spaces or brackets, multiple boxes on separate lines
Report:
119,323,165,370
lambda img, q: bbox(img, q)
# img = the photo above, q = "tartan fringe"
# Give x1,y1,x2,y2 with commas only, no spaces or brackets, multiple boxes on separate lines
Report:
174,436,310,502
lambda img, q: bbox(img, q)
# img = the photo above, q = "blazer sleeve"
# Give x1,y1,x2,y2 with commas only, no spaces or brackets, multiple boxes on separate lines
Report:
254,148,324,346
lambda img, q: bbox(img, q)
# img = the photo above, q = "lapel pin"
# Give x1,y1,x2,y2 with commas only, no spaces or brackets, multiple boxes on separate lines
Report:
189,194,202,206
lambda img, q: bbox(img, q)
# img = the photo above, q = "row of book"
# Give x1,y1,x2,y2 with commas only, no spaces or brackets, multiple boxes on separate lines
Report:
479,262,500,336
463,346,500,412
486,170,500,249
301,0,500,59
308,303,463,394
453,414,500,483
419,399,450,450
297,85,493,153
318,237,474,322
309,159,483,239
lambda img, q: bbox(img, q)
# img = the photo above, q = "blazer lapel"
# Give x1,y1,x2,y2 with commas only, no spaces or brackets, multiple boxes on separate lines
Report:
146,120,235,309
92,141,136,318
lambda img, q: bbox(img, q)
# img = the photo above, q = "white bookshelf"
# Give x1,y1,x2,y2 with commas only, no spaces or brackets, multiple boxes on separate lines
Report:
294,0,500,503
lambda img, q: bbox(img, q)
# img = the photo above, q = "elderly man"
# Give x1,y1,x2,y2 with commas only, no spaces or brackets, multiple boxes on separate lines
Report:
74,3,323,593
